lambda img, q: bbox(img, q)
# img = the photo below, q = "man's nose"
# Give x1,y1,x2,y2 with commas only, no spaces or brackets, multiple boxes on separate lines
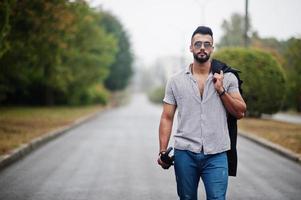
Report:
200,44,206,50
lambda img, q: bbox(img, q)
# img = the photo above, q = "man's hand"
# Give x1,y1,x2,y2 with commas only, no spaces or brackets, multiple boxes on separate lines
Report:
213,70,224,94
157,147,174,169
157,155,171,169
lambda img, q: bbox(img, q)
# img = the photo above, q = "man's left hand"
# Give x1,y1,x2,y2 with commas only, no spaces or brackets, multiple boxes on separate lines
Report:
213,70,224,94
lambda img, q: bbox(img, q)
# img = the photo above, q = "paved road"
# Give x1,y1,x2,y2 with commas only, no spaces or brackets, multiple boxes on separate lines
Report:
0,93,301,200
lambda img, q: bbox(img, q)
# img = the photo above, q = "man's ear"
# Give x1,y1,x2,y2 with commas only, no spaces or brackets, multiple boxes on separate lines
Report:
189,44,193,53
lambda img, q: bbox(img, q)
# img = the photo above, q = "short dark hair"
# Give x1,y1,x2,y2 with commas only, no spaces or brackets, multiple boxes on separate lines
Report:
191,26,213,40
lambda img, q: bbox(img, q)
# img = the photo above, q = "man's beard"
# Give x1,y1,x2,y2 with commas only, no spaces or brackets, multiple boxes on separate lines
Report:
193,52,210,63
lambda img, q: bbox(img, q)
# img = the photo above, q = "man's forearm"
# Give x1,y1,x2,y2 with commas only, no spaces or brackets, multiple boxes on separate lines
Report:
159,117,173,152
220,92,246,119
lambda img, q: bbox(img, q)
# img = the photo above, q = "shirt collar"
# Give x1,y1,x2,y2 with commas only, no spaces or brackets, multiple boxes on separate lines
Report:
185,63,213,76
185,63,193,74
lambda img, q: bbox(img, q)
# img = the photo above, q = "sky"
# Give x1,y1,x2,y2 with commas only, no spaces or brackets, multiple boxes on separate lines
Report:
88,0,301,66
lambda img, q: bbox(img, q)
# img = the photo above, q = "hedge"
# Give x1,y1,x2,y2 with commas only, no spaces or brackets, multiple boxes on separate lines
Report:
214,47,286,117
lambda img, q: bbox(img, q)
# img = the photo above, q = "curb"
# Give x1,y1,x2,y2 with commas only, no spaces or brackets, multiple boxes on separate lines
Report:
0,107,108,171
239,131,301,164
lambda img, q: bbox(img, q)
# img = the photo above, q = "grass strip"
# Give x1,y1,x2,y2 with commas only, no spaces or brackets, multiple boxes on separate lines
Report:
238,118,301,154
0,105,103,156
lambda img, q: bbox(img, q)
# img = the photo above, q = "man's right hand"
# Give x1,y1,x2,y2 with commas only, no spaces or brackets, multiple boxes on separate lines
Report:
157,155,171,169
157,147,174,169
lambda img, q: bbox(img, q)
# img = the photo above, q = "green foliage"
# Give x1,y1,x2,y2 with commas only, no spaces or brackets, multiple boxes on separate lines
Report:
68,84,109,105
0,0,78,104
217,12,300,113
88,84,109,105
99,11,134,91
148,86,165,104
0,0,14,58
214,48,286,117
282,38,301,111
61,2,117,104
0,0,124,105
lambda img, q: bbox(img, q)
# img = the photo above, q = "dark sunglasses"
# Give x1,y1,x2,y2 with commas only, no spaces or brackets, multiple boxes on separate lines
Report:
193,41,212,49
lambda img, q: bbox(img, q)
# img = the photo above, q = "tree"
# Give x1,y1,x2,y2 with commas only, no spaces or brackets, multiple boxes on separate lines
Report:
250,35,301,112
282,38,301,111
0,0,14,101
218,12,301,113
99,11,134,91
61,1,117,104
0,0,78,104
0,0,14,58
0,1,70,102
0,0,118,105
218,13,251,48
250,32,286,65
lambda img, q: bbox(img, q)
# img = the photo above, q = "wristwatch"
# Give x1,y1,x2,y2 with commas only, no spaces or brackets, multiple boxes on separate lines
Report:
159,150,166,156
219,87,226,97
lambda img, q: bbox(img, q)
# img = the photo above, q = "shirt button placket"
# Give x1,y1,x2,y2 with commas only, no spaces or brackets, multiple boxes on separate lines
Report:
200,103,204,152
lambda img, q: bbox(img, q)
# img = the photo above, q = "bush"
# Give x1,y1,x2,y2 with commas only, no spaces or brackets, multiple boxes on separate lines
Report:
68,84,109,105
88,84,109,105
282,38,301,111
148,86,165,104
214,48,286,117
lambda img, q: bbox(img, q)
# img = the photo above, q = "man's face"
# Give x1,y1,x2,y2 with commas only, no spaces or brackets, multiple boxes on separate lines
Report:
190,34,214,63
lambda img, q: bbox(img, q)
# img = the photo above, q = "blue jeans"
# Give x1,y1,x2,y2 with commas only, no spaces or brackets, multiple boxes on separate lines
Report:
174,149,228,200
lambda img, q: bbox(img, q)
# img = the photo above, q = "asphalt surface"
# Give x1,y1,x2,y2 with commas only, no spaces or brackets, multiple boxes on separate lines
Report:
0,93,301,200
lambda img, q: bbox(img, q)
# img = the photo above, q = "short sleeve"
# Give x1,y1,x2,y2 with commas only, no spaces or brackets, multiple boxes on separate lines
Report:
163,78,176,105
225,73,239,93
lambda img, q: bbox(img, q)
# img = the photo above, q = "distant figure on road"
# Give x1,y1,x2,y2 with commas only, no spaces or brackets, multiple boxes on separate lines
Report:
157,26,247,200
